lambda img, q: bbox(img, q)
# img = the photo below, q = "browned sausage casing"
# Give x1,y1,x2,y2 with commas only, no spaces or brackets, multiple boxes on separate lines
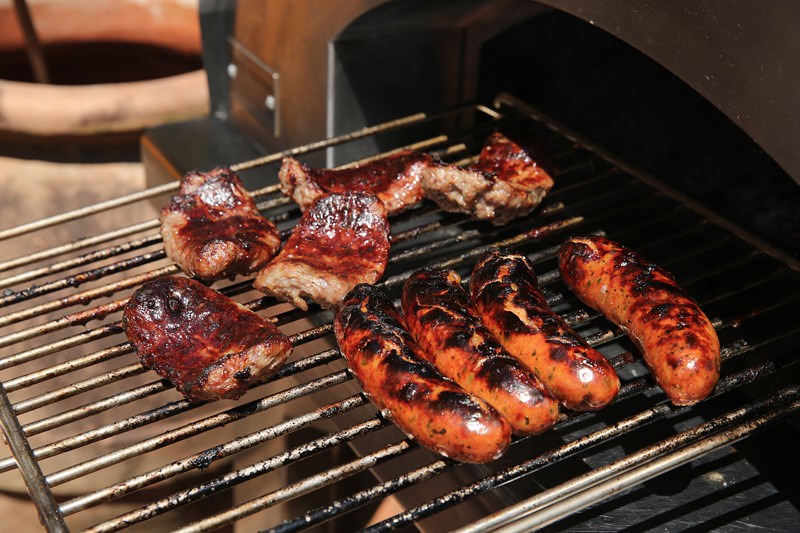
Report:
470,249,620,411
334,284,511,463
558,236,720,406
402,269,560,435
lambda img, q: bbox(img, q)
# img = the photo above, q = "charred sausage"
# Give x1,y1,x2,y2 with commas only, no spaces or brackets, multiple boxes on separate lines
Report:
558,236,720,406
334,284,511,463
402,269,560,435
470,249,619,411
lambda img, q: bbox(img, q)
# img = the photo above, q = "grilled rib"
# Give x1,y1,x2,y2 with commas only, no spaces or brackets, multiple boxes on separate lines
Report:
279,150,434,215
122,276,292,402
421,132,554,225
254,192,391,310
160,167,281,282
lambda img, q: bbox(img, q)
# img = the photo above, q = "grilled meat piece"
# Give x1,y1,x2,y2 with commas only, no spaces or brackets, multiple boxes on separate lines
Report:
279,150,434,215
254,192,390,310
402,268,560,435
123,276,292,402
421,132,554,225
558,236,720,406
470,249,619,411
160,167,281,282
335,284,511,463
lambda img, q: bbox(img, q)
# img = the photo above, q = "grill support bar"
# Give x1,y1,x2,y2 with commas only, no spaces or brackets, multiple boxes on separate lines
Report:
0,382,68,532
459,389,800,533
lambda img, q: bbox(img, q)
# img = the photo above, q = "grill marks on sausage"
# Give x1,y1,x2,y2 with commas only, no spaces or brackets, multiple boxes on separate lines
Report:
160,168,281,282
402,268,559,435
470,250,619,411
558,236,720,406
279,151,434,215
254,192,390,311
334,284,511,464
122,276,291,402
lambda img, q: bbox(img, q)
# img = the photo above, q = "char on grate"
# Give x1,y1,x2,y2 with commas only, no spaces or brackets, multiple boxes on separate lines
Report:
1,94,799,532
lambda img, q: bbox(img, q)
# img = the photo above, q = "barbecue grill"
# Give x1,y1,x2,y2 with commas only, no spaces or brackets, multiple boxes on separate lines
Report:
3,1,800,532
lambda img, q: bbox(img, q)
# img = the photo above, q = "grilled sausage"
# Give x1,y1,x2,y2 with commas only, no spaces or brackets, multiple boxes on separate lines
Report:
558,236,720,406
402,269,560,435
470,249,620,411
334,284,511,463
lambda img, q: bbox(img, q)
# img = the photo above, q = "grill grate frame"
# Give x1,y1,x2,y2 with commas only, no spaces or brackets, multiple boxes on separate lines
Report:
1,94,798,532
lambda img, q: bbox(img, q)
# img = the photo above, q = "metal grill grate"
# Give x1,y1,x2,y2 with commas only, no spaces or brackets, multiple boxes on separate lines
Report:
1,94,799,532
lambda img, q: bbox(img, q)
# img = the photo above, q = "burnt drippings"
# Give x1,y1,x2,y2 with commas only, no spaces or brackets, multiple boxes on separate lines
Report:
404,269,469,309
648,303,677,319
395,379,432,404
475,355,535,393
233,367,252,381
191,446,223,471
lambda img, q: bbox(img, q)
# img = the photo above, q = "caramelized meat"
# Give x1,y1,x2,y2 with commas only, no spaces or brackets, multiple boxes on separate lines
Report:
558,236,720,405
279,150,434,215
402,268,560,435
470,249,619,411
421,132,554,225
335,284,511,463
160,167,281,282
254,192,390,310
123,276,292,402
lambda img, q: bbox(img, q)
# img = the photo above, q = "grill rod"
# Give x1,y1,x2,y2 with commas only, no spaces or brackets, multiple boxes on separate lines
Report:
74,320,781,531
1,210,774,466
0,103,499,243
1,96,792,532
0,224,159,280
495,92,800,272
0,208,578,358
162,363,793,533
0,133,452,289
60,392,379,516
459,390,800,533
1,200,777,473
0,382,68,532
267,332,784,533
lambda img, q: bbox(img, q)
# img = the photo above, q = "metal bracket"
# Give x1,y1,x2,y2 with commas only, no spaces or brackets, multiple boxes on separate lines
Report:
228,38,281,139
